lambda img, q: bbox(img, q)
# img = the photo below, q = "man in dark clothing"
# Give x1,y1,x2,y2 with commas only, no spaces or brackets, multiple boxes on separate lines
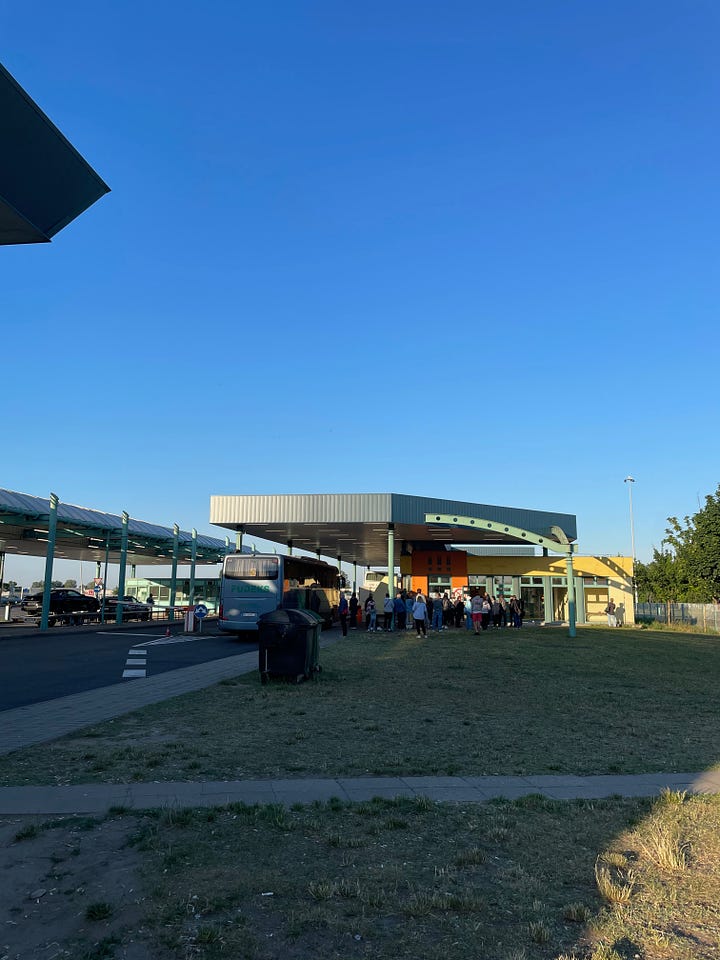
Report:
349,593,359,629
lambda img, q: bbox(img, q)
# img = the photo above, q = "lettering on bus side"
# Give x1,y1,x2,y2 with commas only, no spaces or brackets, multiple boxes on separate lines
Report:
229,583,273,595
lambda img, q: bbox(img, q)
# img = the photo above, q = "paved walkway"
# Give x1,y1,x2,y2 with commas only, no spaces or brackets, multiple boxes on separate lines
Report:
1,632,719,815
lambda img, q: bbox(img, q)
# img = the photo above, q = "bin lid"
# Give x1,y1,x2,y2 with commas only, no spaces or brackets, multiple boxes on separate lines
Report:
258,609,292,625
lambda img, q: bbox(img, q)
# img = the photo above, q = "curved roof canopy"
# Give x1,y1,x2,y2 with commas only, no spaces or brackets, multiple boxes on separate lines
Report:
210,493,577,567
0,62,109,244
0,489,227,566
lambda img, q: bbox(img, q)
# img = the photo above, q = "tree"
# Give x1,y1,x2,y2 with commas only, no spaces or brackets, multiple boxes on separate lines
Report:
63,579,78,589
637,485,720,602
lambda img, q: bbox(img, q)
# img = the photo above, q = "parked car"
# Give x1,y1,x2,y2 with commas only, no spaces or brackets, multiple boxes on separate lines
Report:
101,595,151,622
23,589,100,626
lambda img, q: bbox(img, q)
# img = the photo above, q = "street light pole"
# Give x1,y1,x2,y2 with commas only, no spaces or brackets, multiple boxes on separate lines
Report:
624,476,637,606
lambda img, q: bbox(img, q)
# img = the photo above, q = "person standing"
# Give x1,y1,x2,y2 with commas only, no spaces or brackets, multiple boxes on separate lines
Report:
481,595,492,631
412,594,428,637
605,598,617,628
146,592,155,619
431,593,443,631
454,595,465,628
471,592,484,635
405,592,415,630
509,595,521,629
338,591,349,636
383,593,394,631
365,596,377,631
349,592,359,630
394,593,406,631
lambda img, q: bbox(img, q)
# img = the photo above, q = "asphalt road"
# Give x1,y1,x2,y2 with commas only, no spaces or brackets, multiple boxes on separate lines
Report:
0,622,257,711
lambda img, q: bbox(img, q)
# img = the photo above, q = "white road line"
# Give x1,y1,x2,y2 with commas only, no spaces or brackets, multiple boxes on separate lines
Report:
125,659,146,666
130,649,147,655
122,669,146,678
96,632,168,638
142,637,197,646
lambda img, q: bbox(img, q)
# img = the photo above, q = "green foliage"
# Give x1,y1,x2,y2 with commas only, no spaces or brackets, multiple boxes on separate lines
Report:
637,485,720,601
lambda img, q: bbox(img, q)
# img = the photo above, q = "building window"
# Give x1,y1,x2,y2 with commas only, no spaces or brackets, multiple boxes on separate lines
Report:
429,575,451,596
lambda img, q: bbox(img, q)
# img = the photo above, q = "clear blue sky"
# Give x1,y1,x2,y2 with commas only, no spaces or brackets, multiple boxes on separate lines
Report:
3,1,718,587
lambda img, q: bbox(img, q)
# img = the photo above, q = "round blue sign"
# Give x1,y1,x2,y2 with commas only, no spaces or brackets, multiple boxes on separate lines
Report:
194,603,209,619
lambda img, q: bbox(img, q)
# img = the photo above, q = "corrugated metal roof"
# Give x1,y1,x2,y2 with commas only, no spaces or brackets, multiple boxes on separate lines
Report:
209,493,577,567
0,488,227,564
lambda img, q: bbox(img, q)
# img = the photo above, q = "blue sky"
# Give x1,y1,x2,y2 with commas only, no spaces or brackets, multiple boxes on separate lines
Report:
2,1,718,587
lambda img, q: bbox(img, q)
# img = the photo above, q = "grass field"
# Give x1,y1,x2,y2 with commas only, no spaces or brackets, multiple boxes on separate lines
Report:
2,625,720,786
6,791,720,959
3,625,720,958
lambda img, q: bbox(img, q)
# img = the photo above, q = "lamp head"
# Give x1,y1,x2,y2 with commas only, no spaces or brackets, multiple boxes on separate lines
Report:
624,476,635,483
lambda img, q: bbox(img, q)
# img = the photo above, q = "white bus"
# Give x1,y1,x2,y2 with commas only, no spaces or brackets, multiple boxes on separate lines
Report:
218,553,340,634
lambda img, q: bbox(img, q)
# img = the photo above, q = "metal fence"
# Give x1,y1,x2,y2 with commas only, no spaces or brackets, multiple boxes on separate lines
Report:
636,602,720,633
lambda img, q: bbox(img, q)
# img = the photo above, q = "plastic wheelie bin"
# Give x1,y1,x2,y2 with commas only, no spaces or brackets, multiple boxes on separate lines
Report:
257,608,322,684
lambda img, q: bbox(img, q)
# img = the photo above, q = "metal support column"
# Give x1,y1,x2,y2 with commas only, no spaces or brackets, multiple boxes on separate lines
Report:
287,539,293,556
566,551,577,638
40,493,59,631
169,523,179,621
95,560,101,579
0,550,5,596
189,528,197,604
235,526,244,552
224,536,230,555
387,524,395,629
130,564,137,579
353,561,357,595
101,532,110,624
116,512,129,624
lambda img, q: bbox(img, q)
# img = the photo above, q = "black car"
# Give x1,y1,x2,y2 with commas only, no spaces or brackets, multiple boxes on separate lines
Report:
23,589,100,627
101,595,152,622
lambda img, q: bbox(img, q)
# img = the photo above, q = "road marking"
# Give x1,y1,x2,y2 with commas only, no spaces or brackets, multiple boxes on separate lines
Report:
125,658,146,666
96,632,168,638
130,649,147,655
122,669,146,678
142,637,197,646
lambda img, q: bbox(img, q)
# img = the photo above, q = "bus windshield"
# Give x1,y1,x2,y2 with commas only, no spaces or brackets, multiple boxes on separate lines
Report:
223,556,279,580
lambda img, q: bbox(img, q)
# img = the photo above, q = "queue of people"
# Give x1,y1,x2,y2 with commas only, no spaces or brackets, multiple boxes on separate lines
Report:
338,589,524,635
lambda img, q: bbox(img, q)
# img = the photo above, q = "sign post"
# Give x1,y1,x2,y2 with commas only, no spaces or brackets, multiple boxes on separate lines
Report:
194,603,208,634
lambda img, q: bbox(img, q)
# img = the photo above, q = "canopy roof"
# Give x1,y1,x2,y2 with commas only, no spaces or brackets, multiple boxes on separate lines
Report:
0,489,227,566
210,493,577,567
0,62,109,244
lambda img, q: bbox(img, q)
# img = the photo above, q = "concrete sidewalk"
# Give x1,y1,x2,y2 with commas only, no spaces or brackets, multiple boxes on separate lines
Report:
2,631,719,815
1,770,719,816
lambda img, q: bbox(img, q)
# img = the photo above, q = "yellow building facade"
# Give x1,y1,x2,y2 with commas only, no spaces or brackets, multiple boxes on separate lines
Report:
399,551,634,625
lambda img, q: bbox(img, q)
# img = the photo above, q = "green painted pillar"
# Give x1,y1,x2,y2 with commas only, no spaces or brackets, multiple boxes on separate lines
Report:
169,523,179,621
189,528,197,604
566,551,577,638
95,560,101,579
387,524,395,629
40,493,59,631
116,512,129,624
224,536,230,555
101,532,110,624
353,561,357,594
235,527,244,552
287,539,293,556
